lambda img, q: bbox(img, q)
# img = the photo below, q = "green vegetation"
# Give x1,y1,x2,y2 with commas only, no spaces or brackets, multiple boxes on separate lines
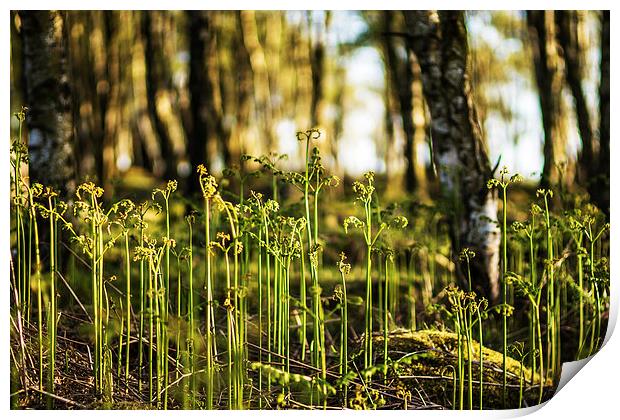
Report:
9,124,610,410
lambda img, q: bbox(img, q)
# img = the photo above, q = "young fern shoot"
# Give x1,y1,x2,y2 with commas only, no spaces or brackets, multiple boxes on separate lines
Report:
336,252,350,406
344,171,407,369
197,165,218,409
487,167,522,406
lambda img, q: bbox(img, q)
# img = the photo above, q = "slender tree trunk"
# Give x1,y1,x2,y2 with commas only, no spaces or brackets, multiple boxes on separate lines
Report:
596,11,609,216
556,11,594,184
240,10,275,152
10,11,24,114
411,53,430,200
331,65,346,177
207,15,230,168
213,13,234,167
128,11,164,180
291,19,314,143
186,11,210,194
265,12,283,145
101,11,120,190
382,59,396,185
91,11,110,180
103,11,157,195
232,13,254,159
20,11,75,195
383,11,416,194
65,11,96,180
527,10,568,188
403,11,500,301
142,11,176,180
309,11,331,129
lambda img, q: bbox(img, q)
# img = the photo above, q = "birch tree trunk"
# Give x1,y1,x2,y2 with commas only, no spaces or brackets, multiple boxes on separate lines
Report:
20,10,75,195
403,11,500,301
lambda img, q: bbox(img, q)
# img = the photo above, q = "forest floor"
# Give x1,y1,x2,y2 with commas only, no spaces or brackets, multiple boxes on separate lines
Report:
10,310,557,410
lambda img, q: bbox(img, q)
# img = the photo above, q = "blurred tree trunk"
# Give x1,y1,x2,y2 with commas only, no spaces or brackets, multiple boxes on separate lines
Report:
403,11,500,301
383,11,428,198
101,11,120,190
411,54,430,200
331,65,346,177
128,11,164,182
292,18,314,151
20,10,75,195
383,11,417,194
382,57,396,186
186,11,211,193
264,12,283,145
213,13,238,168
595,11,609,215
555,11,594,184
142,11,177,180
207,15,230,168
65,11,107,182
10,11,24,114
527,10,568,188
90,11,110,180
309,11,331,129
102,11,161,195
231,13,253,160
240,10,275,151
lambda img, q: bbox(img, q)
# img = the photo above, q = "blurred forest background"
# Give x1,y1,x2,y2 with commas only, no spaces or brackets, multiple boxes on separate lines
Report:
8,11,611,409
9,10,609,213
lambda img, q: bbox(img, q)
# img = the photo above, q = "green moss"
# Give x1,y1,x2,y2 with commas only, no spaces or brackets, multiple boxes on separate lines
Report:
349,329,555,409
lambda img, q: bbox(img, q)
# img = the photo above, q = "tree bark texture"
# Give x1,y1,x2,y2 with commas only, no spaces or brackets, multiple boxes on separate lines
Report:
403,11,500,301
20,10,75,195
